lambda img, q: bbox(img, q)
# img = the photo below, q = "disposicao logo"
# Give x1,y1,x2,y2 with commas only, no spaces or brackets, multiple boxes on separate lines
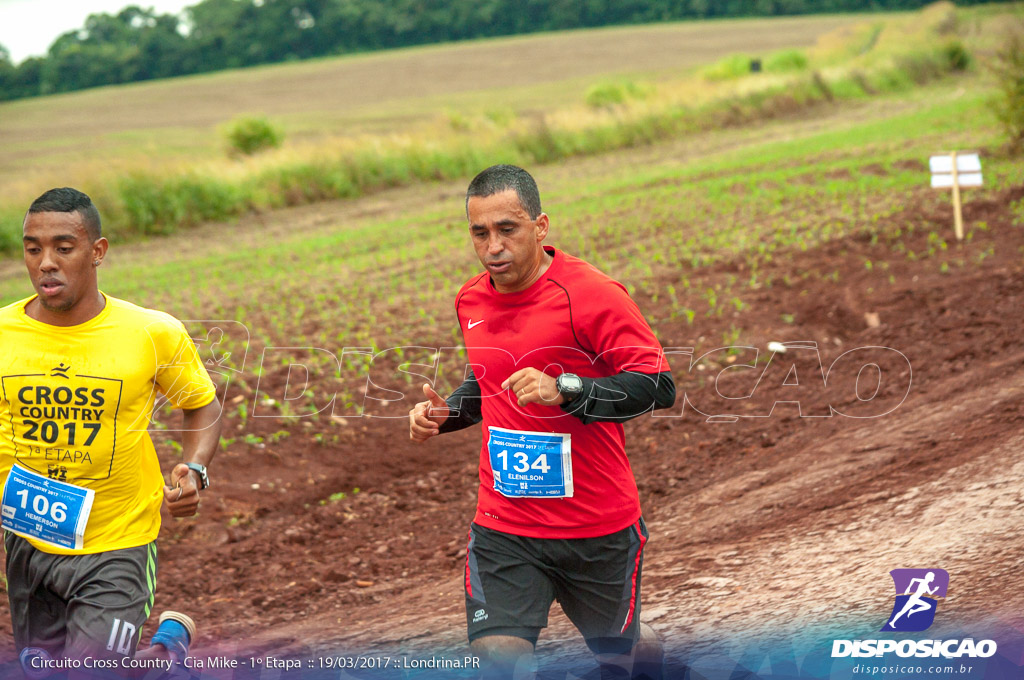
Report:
882,568,948,632
831,569,997,659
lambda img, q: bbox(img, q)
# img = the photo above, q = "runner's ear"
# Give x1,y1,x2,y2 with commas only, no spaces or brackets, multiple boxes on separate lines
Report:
92,237,109,263
534,213,549,242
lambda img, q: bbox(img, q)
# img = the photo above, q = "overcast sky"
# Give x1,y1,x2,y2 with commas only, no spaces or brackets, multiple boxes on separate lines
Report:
0,0,196,63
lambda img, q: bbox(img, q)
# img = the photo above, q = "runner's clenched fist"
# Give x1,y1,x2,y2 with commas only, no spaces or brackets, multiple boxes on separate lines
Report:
409,383,450,441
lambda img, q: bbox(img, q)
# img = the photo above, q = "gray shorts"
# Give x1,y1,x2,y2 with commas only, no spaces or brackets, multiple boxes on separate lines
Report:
4,532,157,661
465,518,648,656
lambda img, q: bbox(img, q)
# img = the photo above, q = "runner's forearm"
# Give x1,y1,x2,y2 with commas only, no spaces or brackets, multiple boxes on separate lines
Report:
560,371,676,424
438,369,483,433
181,398,223,468
439,368,676,429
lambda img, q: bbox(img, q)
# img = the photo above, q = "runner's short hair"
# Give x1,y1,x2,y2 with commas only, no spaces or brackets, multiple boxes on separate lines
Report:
466,165,542,220
27,187,102,241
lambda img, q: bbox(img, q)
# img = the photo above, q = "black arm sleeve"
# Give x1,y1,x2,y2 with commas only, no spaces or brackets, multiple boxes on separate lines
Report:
559,370,676,425
437,368,483,434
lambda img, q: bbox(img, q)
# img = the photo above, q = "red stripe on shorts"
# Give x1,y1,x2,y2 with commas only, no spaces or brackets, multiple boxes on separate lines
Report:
621,519,647,634
464,528,474,598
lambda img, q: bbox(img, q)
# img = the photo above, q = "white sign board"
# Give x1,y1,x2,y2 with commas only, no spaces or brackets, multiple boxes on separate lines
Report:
931,173,983,188
929,153,981,174
928,151,982,241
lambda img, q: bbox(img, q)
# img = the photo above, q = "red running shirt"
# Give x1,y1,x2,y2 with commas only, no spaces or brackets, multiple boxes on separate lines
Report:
455,247,670,539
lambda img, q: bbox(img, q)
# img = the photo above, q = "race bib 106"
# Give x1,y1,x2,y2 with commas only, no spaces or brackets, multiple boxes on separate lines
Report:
1,464,94,550
487,427,573,498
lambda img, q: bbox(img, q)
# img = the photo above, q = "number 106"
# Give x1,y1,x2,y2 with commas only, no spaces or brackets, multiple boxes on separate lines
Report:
14,490,68,523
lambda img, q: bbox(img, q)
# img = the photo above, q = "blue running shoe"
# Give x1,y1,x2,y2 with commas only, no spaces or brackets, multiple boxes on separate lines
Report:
150,611,196,663
19,647,53,680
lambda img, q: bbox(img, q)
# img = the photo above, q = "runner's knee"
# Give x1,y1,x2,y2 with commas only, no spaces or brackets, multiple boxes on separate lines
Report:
471,635,535,679
472,634,534,658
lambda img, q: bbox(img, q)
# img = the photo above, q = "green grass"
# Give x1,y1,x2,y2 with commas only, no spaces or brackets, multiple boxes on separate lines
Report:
0,7,1019,413
2,78,1017,390
1,75,1018,423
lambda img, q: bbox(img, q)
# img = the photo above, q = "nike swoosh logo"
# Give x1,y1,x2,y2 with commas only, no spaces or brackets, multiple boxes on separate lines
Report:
468,319,485,329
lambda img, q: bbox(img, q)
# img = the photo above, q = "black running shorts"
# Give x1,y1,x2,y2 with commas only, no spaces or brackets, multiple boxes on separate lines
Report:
464,518,648,656
5,532,157,661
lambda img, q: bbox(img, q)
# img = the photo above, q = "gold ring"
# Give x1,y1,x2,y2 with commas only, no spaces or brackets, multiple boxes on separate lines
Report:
176,487,183,502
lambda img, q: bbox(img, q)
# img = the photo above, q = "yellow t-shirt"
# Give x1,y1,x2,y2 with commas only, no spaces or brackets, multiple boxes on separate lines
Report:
0,294,217,555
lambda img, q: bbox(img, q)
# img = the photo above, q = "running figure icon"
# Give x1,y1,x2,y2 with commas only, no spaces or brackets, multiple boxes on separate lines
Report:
888,571,938,628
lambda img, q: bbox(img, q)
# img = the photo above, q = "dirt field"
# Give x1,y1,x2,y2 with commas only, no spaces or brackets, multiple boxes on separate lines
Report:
94,177,1021,678
10,176,1024,674
1,84,1022,678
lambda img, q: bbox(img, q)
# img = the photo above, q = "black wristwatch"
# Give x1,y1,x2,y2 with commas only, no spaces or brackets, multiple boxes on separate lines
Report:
556,373,585,404
185,463,209,490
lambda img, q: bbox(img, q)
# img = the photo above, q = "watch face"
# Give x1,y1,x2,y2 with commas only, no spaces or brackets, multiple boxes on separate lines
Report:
560,374,583,393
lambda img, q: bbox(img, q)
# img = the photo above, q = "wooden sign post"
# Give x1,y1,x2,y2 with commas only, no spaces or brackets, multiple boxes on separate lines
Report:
929,151,982,241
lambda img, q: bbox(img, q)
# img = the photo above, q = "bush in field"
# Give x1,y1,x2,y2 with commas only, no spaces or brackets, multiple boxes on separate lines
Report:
224,115,283,156
991,29,1024,153
765,49,808,72
891,39,970,87
702,54,754,81
586,83,627,108
585,81,649,109
484,108,515,127
704,49,807,80
941,40,971,71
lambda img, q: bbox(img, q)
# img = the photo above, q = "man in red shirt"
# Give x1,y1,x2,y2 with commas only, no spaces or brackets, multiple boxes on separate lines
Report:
410,165,675,679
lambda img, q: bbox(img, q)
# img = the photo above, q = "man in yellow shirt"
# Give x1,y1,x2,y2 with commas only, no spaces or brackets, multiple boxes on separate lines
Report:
0,188,223,675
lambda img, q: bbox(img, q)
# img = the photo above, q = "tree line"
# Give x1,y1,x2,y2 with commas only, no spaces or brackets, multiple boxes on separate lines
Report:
0,0,987,101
